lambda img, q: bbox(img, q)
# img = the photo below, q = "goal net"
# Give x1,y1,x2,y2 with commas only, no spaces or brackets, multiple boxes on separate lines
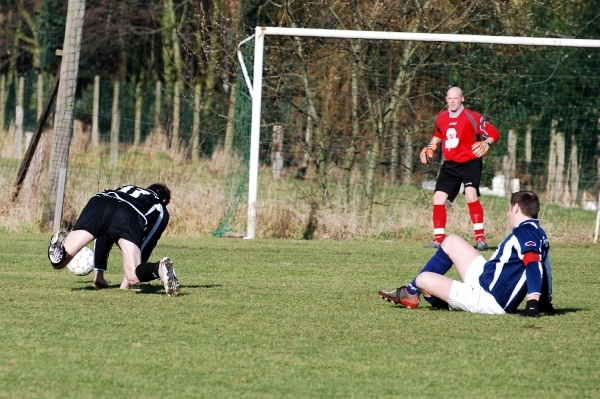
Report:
220,27,600,241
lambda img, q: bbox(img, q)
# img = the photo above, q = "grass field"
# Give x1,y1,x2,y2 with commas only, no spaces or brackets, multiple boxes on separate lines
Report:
1,234,599,398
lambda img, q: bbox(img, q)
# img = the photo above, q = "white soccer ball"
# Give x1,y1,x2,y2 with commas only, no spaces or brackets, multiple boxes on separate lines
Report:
67,246,95,276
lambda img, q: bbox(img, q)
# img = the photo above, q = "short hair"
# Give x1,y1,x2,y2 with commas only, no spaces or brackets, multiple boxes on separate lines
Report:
510,190,539,219
147,183,171,206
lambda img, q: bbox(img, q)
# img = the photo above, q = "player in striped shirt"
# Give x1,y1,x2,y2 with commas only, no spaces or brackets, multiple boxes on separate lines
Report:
379,191,555,316
48,183,180,296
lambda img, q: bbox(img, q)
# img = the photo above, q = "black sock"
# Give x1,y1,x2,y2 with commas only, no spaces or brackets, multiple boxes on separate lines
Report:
135,262,160,282
424,296,449,310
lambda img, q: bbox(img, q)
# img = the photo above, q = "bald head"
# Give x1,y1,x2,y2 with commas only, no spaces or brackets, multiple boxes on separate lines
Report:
446,87,464,112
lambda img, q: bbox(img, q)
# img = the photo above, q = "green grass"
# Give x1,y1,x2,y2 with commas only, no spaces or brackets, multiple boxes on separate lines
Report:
1,234,599,398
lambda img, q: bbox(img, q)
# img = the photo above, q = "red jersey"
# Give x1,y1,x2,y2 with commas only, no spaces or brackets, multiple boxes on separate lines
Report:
433,106,500,163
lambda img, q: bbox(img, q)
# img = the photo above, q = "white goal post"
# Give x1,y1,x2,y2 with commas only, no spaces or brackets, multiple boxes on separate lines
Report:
239,26,600,240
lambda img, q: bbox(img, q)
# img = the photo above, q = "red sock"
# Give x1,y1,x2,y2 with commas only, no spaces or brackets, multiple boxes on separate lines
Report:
433,204,446,244
468,200,485,242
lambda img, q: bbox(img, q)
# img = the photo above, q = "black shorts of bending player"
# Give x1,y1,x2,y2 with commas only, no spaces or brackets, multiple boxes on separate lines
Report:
434,157,483,202
72,195,146,248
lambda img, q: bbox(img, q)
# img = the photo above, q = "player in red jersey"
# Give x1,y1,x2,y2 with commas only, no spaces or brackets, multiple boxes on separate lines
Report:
420,87,500,250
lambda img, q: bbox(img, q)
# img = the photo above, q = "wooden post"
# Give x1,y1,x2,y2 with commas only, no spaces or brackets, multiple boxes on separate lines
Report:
272,124,283,179
0,74,5,133
597,118,600,187
43,0,86,231
171,80,180,152
110,81,120,167
546,120,558,202
502,129,517,196
37,73,44,120
192,81,202,163
525,127,532,165
133,80,142,148
554,132,565,204
568,135,579,207
401,124,415,185
14,76,24,158
154,80,162,126
594,190,600,243
91,75,100,147
222,80,235,168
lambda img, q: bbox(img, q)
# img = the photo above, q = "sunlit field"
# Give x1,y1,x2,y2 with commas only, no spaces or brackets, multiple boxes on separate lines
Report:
1,234,599,398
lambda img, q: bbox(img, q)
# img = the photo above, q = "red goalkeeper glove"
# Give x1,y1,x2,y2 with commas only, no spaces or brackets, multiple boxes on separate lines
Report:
420,142,437,164
471,141,490,158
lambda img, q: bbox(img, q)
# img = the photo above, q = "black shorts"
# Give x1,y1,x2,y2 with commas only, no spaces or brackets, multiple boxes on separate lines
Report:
72,195,145,247
434,158,483,202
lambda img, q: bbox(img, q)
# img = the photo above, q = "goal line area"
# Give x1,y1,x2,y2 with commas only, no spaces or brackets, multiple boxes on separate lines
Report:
215,27,600,242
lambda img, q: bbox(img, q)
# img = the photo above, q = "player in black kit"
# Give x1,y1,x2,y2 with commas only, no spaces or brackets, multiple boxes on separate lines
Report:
48,183,179,296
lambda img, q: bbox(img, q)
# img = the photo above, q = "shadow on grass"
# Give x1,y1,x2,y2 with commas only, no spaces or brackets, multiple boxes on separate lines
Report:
539,308,581,316
135,283,222,295
384,303,582,316
71,282,222,294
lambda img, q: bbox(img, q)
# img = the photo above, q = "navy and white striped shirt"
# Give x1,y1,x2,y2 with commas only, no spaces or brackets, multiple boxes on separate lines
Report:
479,219,550,314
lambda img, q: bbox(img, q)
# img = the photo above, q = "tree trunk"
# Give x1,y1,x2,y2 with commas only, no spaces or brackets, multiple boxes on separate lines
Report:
389,108,399,185
201,25,220,148
164,0,183,153
341,41,362,208
290,36,329,204
302,115,312,171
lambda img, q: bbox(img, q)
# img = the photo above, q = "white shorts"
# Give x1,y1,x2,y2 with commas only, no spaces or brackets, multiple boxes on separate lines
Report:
447,256,506,315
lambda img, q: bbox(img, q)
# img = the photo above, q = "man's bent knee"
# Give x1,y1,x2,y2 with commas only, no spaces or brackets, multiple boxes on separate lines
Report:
415,272,435,291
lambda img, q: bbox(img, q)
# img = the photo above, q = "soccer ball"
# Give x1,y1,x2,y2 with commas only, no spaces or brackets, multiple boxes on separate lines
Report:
67,246,95,276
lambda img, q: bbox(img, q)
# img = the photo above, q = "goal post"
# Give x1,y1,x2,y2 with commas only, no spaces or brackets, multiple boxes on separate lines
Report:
231,27,600,239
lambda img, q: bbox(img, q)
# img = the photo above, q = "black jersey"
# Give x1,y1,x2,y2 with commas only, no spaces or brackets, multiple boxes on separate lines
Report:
95,185,169,259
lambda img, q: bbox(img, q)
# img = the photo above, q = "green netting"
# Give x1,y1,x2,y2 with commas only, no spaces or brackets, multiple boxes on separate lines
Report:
213,43,253,237
218,34,600,241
